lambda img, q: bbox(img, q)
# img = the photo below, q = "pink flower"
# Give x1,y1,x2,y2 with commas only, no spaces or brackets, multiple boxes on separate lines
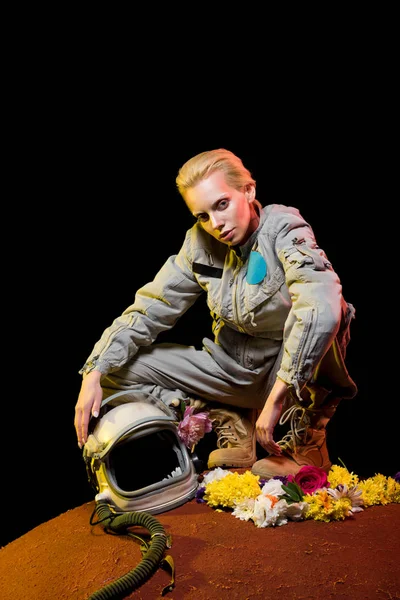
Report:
293,466,330,494
177,406,213,450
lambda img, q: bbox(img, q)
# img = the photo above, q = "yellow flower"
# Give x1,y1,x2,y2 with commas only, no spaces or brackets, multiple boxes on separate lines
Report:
303,489,353,522
204,471,261,508
358,474,400,507
200,466,400,528
328,464,359,488
386,477,400,503
327,484,364,513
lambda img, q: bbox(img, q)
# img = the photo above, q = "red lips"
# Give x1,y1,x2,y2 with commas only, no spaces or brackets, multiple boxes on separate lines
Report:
220,229,233,240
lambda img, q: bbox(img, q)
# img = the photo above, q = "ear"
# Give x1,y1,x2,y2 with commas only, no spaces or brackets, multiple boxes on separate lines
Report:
245,184,256,203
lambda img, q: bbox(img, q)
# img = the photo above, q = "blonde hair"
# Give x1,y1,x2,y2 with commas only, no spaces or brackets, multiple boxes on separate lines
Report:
176,148,256,200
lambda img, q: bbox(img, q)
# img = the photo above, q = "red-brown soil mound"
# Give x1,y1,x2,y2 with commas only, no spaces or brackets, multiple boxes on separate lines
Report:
1,497,399,600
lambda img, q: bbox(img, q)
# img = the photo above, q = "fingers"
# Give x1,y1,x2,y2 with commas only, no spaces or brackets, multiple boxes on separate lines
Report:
74,372,103,449
256,428,282,456
255,399,284,457
74,398,94,450
92,397,101,419
266,441,283,456
79,410,90,449
75,399,102,449
74,404,89,449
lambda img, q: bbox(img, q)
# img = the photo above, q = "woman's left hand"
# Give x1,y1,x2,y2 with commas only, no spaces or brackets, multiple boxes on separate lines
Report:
256,379,288,456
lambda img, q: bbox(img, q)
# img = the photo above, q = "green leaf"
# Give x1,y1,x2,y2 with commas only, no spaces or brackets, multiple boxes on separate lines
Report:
281,482,304,502
180,400,187,418
281,485,298,501
279,494,297,505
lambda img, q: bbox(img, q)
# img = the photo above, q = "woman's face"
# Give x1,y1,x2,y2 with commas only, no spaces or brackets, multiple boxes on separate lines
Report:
185,170,258,246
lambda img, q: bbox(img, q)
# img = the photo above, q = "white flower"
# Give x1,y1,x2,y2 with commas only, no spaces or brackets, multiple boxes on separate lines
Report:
261,479,285,497
285,501,309,521
201,467,230,487
252,496,289,528
327,484,364,513
232,498,256,521
239,493,309,528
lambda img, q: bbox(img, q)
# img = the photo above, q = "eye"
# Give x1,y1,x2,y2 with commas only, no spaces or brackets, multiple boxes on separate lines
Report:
217,199,229,211
196,213,209,223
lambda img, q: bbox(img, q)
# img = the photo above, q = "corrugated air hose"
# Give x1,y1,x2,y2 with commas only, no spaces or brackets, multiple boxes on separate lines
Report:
87,500,175,599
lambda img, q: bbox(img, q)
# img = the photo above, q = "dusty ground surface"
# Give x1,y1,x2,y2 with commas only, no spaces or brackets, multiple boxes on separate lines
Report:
1,493,399,600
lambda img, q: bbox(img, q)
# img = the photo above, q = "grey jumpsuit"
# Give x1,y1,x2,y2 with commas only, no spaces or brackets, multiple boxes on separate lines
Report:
80,204,357,411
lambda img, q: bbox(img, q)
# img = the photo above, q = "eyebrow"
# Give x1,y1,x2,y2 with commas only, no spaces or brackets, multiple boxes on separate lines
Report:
193,196,227,218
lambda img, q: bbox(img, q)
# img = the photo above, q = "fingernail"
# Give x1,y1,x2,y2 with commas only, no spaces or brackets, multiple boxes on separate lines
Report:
93,411,99,418
78,443,82,449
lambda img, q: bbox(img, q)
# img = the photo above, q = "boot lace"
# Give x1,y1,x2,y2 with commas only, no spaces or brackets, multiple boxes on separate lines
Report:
277,405,310,453
213,422,238,448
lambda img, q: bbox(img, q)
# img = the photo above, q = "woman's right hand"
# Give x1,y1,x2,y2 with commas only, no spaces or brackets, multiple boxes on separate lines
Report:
74,370,103,448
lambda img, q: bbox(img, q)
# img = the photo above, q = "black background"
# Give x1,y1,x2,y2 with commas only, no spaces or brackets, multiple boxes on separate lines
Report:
3,88,397,548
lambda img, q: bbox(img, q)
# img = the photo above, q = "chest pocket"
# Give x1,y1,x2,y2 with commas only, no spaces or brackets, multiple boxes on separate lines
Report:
245,266,286,311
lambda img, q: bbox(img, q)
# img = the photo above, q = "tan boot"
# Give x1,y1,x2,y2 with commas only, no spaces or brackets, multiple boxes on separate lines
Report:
207,407,257,469
251,400,339,479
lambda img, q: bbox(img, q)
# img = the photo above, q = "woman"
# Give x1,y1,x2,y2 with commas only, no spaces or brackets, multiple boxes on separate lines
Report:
74,148,357,478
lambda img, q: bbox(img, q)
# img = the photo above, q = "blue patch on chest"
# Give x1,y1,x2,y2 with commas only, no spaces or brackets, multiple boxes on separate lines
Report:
246,251,267,284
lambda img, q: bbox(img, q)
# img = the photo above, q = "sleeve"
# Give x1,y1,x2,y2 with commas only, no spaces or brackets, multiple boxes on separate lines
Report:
79,230,203,377
271,206,344,399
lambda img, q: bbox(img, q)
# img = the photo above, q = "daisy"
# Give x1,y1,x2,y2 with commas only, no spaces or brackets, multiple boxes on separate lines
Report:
327,484,364,513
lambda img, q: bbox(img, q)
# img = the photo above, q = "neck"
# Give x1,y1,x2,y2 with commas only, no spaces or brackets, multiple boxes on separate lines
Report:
248,205,260,234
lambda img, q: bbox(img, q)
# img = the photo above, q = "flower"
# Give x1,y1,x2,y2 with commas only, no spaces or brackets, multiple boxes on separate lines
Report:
195,486,207,503
231,497,257,522
202,467,231,484
202,470,262,508
291,465,330,494
177,406,213,450
260,478,286,497
387,477,400,503
285,501,308,521
357,473,400,506
303,489,353,522
327,484,364,514
271,475,292,485
195,468,231,503
328,464,359,488
250,497,290,528
197,464,400,529
232,493,308,528
394,472,400,483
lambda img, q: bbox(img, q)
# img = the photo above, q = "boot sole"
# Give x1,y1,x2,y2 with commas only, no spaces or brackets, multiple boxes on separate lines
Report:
251,459,332,479
207,457,257,469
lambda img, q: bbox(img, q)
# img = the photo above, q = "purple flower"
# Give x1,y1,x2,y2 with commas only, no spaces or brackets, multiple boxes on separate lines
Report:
177,406,213,449
272,475,291,485
394,472,400,483
195,487,206,503
257,475,291,489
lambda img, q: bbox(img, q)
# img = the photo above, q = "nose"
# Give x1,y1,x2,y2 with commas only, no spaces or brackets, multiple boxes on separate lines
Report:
210,212,223,230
